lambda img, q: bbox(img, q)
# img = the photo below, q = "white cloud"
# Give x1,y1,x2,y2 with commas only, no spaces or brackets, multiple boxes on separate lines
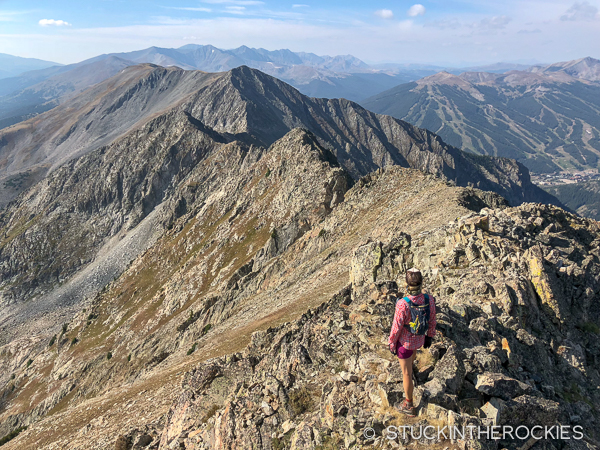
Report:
374,9,394,19
478,15,511,30
226,6,246,14
292,4,309,8
166,7,212,12
201,0,264,5
560,1,599,21
407,4,426,17
39,19,72,27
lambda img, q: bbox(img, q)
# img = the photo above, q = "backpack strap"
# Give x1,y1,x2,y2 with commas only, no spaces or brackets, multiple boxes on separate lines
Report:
402,297,411,330
405,294,429,305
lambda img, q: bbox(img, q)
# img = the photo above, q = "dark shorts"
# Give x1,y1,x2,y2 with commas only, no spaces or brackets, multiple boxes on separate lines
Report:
397,346,414,359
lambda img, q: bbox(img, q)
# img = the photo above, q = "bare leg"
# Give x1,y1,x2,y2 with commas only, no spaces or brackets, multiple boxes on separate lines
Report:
398,351,417,401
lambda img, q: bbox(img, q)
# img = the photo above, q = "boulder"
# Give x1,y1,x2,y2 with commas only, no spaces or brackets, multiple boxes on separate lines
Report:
474,372,532,400
499,395,560,427
480,397,506,425
429,345,465,395
419,378,459,411
350,241,383,301
463,347,504,382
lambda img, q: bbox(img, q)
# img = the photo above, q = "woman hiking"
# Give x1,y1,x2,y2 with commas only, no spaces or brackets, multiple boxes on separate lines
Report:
389,268,437,416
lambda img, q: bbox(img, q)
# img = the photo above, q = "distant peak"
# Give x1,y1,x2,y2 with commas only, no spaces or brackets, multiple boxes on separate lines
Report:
528,56,600,82
575,56,600,65
228,65,275,79
459,71,501,84
417,71,472,88
229,65,254,76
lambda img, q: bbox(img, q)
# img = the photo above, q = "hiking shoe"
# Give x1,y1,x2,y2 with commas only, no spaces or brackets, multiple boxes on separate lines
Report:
397,399,415,416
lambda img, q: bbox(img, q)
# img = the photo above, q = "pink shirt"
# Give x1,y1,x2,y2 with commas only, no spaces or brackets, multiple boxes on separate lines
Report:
389,293,437,351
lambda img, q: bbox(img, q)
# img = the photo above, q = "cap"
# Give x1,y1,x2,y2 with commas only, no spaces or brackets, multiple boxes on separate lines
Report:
406,268,423,287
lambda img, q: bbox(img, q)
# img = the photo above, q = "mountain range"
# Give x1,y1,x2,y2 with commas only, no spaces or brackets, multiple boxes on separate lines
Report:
0,45,426,130
0,53,60,80
0,64,557,209
0,52,598,448
362,57,600,175
0,117,598,448
0,46,549,132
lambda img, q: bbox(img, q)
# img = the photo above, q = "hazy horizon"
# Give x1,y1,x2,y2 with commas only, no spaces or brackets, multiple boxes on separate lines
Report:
1,44,563,70
0,0,599,66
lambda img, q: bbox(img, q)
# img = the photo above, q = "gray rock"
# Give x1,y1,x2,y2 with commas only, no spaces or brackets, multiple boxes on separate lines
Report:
499,395,560,427
475,372,532,400
429,345,466,395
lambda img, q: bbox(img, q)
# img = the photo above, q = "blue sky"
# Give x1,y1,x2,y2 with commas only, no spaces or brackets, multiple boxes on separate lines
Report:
0,0,599,65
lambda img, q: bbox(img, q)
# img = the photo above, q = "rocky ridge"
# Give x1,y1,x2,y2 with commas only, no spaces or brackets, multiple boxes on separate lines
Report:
0,162,507,448
1,165,599,449
0,65,560,336
145,202,600,450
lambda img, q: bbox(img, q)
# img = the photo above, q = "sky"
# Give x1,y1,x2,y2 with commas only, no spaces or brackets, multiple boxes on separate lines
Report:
0,0,599,66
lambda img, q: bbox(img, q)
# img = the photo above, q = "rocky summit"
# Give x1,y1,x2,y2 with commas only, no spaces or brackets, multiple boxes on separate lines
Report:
0,64,597,450
152,203,600,450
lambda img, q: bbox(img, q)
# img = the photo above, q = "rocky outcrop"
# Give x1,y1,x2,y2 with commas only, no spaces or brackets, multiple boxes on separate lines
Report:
143,202,599,450
474,372,532,400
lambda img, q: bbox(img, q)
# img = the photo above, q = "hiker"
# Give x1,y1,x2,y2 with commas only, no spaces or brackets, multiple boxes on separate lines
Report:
388,268,437,416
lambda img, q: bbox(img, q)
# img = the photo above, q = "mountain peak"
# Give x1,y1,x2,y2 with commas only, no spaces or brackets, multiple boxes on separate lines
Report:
417,71,473,88
528,56,600,82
